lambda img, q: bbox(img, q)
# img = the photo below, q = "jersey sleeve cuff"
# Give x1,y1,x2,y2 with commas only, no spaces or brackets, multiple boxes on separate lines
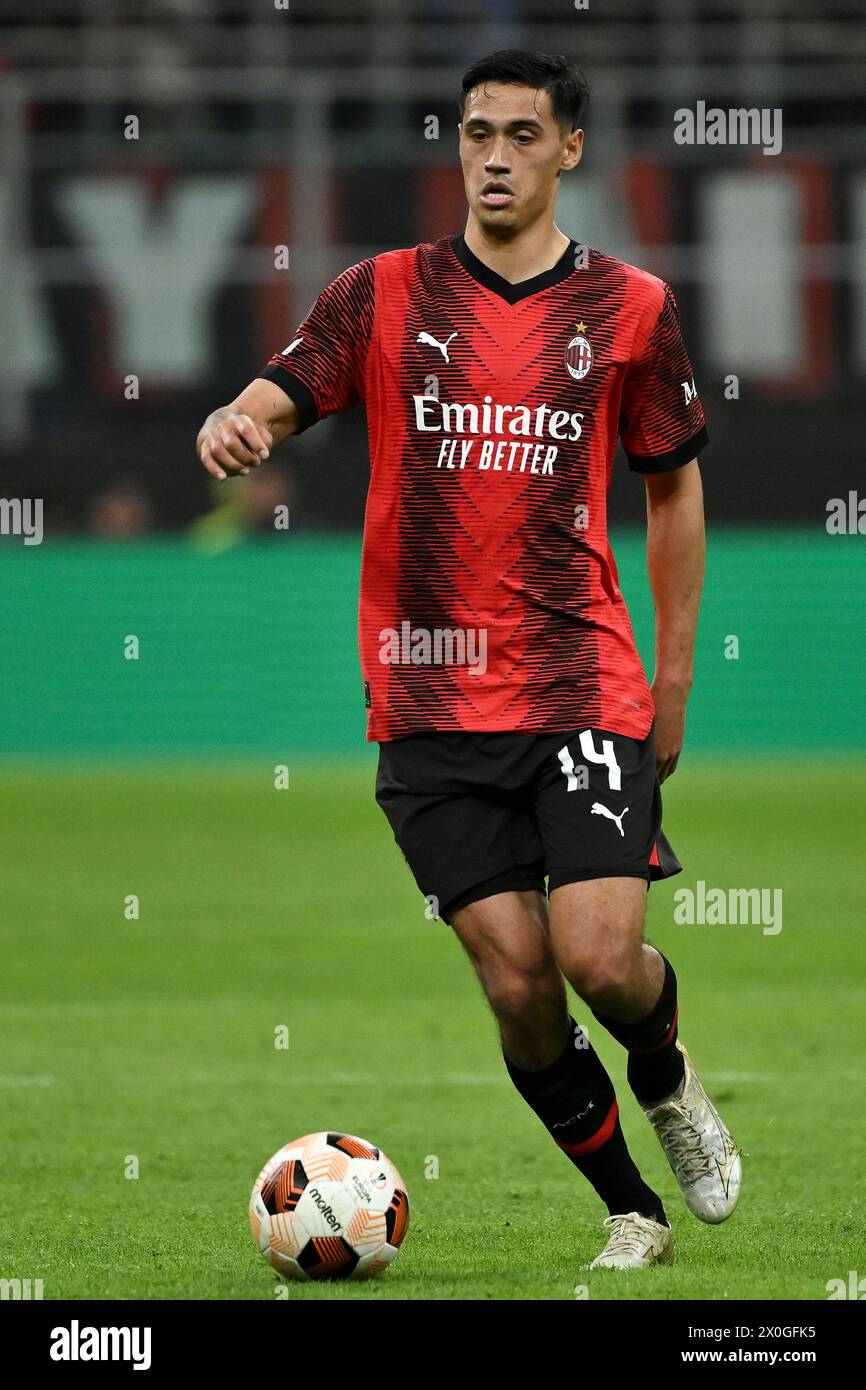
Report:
256,365,319,434
626,425,709,474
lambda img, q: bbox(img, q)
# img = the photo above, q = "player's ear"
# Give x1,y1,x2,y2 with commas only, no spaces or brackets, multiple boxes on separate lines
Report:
561,128,584,173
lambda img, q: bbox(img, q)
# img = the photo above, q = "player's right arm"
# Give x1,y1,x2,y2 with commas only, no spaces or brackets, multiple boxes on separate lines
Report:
196,379,300,481
197,256,376,481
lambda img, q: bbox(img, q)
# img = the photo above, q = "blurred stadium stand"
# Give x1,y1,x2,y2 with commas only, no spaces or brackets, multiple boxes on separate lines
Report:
0,0,863,533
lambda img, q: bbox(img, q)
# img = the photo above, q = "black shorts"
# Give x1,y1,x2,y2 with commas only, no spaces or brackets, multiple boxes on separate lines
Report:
375,726,681,923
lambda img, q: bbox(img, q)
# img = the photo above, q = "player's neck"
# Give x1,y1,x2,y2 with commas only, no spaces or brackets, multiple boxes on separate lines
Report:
462,217,571,286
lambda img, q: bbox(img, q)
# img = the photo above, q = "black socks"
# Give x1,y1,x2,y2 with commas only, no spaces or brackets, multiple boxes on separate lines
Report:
502,955,686,1224
504,1017,667,1226
592,952,686,1105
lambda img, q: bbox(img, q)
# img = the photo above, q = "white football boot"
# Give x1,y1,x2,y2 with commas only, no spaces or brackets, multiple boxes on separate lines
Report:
642,1041,742,1223
585,1212,675,1270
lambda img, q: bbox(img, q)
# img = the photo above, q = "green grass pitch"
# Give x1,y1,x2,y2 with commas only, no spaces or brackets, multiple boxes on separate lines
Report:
1,758,863,1301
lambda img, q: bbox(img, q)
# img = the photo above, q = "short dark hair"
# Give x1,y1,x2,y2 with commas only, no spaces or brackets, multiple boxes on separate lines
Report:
459,50,589,132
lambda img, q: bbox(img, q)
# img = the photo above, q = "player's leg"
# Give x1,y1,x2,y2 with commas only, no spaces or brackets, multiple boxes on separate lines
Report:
547,876,685,1104
374,729,671,1266
536,725,741,1225
448,888,568,1067
447,888,672,1255
548,877,741,1226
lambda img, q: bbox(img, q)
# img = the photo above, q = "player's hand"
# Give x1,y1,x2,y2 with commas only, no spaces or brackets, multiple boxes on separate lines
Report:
652,681,688,783
199,413,272,481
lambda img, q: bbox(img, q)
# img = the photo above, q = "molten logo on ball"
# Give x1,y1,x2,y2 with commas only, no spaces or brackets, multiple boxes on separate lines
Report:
249,1131,410,1281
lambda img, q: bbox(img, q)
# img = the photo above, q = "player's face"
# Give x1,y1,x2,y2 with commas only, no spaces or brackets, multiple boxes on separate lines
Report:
458,83,583,235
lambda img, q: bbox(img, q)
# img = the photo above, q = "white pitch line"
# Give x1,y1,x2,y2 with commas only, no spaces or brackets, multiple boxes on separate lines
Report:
187,1070,782,1088
0,1070,799,1090
268,1071,781,1087
704,1072,778,1084
0,1075,54,1087
185,1070,506,1087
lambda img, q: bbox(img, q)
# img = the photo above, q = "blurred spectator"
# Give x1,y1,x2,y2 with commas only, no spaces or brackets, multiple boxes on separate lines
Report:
188,462,296,551
245,462,295,534
89,481,154,537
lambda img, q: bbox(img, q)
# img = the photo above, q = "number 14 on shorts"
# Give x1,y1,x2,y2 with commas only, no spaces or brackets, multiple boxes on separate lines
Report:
558,730,622,792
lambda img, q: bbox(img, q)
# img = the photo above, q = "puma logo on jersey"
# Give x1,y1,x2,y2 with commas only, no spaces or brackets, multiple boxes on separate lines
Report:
417,330,458,363
591,802,629,837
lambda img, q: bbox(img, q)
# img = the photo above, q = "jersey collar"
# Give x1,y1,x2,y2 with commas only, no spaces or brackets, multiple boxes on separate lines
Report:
449,233,577,305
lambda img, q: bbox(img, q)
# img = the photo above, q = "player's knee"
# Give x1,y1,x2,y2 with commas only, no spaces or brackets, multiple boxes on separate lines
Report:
481,957,564,1027
563,943,640,1006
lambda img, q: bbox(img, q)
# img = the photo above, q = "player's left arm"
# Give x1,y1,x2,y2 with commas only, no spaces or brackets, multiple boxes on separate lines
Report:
644,459,705,782
620,281,709,782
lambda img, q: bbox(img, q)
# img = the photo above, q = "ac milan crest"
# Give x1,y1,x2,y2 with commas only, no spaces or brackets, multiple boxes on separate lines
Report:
565,333,592,380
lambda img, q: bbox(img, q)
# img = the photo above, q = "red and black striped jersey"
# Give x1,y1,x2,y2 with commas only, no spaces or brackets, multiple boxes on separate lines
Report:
259,234,707,743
